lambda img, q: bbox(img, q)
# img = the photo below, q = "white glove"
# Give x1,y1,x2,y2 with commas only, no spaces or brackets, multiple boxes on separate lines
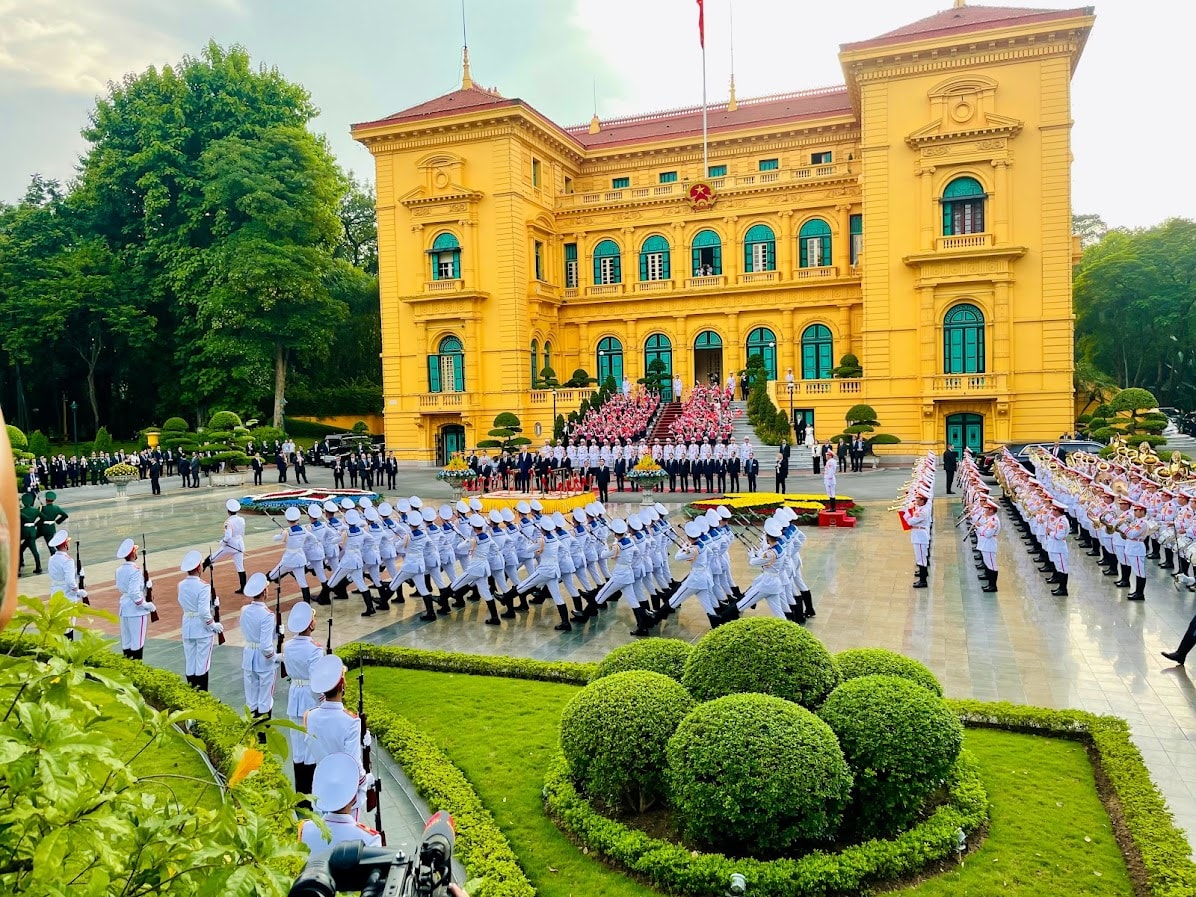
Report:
273,533,284,543
76,589,88,600
78,569,86,579
362,730,372,749
145,578,153,589
362,772,376,791
211,622,225,634
144,602,157,614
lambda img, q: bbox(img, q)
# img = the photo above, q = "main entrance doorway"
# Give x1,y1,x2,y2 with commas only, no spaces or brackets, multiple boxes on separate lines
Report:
945,413,983,454
792,408,815,446
693,330,723,387
438,423,466,465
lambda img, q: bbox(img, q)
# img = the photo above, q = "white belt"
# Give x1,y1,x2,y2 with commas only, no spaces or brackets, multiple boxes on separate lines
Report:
290,678,309,686
183,612,204,618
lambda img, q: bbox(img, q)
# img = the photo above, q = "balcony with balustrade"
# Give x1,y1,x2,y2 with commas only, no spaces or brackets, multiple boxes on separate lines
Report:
927,372,1005,397
529,387,599,406
423,278,465,293
418,391,472,411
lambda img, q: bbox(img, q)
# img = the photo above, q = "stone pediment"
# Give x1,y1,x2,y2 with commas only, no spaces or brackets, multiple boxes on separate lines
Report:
906,75,1022,147
399,183,483,209
906,112,1023,147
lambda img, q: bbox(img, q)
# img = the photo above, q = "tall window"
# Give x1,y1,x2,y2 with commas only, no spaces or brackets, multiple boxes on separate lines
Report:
532,158,542,188
639,235,670,281
798,218,832,268
800,324,833,380
530,340,539,384
708,164,727,178
612,176,630,189
691,229,722,276
534,240,544,281
759,158,779,171
429,232,461,281
943,304,985,374
850,214,863,266
544,341,552,374
597,337,623,385
428,335,465,393
942,176,986,236
743,224,776,273
811,151,832,164
645,333,674,400
592,239,622,285
745,327,778,380
564,243,578,288
659,171,678,184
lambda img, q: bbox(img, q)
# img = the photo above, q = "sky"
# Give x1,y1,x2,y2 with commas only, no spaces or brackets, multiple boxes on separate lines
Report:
0,0,1188,229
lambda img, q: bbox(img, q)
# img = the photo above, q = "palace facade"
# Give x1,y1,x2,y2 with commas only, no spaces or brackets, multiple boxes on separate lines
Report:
352,3,1095,463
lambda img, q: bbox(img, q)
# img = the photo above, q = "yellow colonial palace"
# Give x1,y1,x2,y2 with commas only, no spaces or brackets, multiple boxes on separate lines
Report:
352,2,1095,464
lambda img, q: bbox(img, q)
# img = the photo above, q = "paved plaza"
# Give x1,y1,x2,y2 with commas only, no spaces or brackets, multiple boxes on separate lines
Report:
19,461,1196,851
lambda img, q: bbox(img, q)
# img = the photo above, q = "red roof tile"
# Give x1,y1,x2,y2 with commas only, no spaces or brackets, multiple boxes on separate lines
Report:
568,86,854,149
842,4,1093,52
352,85,519,131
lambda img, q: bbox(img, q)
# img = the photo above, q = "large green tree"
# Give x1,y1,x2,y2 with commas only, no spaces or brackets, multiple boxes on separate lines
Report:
1074,218,1196,408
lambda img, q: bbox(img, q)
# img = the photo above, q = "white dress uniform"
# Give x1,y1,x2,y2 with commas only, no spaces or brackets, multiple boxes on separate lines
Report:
209,503,247,573
668,525,717,617
115,550,154,655
594,522,640,609
239,573,278,716
178,551,222,685
299,753,382,852
272,507,312,590
283,635,323,766
305,656,371,816
48,543,84,605
304,508,330,588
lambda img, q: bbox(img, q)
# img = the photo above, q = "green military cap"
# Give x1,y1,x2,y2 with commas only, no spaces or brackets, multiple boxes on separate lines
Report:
21,493,35,507
44,491,56,501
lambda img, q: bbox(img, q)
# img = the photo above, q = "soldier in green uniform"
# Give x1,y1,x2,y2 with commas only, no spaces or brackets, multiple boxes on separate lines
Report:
19,493,43,576
38,491,69,549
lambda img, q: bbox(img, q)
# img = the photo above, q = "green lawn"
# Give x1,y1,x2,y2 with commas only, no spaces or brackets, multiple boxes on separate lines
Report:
81,680,220,812
366,668,1134,897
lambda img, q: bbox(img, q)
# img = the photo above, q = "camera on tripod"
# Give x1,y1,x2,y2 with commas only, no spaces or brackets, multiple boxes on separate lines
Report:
289,812,457,897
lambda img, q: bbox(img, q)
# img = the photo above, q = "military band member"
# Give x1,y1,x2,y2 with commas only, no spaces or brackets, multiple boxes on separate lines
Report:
115,538,155,658
1044,503,1071,596
906,490,933,588
975,501,1001,593
1121,503,1150,601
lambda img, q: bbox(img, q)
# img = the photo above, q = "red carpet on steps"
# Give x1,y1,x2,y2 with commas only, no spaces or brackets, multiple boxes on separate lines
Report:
647,402,682,443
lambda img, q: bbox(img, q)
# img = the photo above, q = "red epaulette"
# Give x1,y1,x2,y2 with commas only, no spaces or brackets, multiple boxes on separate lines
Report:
357,823,379,835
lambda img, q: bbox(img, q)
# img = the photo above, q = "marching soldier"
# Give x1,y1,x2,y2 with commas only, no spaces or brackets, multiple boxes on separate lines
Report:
178,550,223,691
38,491,69,548
116,538,155,659
239,572,277,739
18,493,43,575
283,602,323,802
299,753,383,851
206,499,248,594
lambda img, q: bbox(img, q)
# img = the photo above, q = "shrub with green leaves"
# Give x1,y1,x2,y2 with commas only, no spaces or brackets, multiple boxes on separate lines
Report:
666,693,852,853
818,675,963,838
834,648,943,696
682,617,840,708
207,410,243,430
27,429,51,460
162,416,189,432
5,424,28,452
560,671,695,813
594,639,693,683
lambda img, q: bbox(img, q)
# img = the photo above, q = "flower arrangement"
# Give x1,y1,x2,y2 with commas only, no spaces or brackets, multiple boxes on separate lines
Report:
436,455,473,482
627,456,665,480
104,462,140,481
688,492,856,524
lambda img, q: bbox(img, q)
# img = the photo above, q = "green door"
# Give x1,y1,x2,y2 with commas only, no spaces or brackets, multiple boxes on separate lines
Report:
440,424,466,465
945,413,983,455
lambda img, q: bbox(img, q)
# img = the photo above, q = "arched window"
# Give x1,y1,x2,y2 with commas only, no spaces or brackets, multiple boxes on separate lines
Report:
743,224,776,273
800,324,833,380
942,177,986,236
798,218,832,268
597,336,623,385
943,304,985,374
429,232,461,281
645,333,674,400
592,239,622,285
530,339,539,384
544,340,552,374
745,327,778,380
428,334,465,393
639,235,671,281
691,229,722,276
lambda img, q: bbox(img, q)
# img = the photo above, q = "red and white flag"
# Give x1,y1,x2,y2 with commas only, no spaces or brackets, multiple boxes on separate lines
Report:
696,0,705,48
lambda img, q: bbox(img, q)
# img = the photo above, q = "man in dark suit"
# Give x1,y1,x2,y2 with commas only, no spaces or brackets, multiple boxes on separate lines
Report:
613,455,627,492
943,444,959,494
517,450,534,492
666,455,678,492
595,460,611,503
715,458,727,493
728,455,741,492
679,456,691,493
744,456,759,492
774,450,789,492
149,455,162,495
252,453,265,486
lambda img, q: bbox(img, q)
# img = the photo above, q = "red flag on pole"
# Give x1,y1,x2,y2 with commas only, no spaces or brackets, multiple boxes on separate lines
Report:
696,0,705,48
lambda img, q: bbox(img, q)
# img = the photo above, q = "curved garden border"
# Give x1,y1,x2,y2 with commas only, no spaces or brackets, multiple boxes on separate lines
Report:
339,643,1196,897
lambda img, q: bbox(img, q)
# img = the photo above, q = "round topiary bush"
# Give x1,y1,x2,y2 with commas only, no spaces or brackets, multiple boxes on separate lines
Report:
560,670,695,813
207,410,243,431
595,640,694,683
162,417,189,433
818,675,963,838
5,424,28,452
666,693,852,854
834,648,943,696
681,618,840,708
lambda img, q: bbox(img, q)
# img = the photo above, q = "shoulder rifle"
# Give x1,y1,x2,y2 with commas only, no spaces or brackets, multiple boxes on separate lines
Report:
358,655,384,843
276,579,287,678
208,547,226,645
142,534,159,622
76,539,90,605
326,614,333,656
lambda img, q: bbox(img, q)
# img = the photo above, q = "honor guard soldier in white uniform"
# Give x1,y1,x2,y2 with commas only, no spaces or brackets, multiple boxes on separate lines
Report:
283,601,323,803
271,506,314,602
205,499,248,594
306,655,373,816
47,530,86,639
239,572,277,736
299,753,383,852
115,538,155,659
905,488,933,588
178,550,223,691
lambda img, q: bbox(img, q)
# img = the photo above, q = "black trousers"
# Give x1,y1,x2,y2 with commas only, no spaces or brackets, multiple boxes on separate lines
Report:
746,474,756,492
729,473,740,491
945,468,956,493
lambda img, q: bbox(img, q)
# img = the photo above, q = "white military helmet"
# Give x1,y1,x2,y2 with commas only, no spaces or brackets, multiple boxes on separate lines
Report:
285,506,301,522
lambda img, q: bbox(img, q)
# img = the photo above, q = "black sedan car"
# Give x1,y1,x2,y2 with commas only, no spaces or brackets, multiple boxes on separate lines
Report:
975,439,1105,475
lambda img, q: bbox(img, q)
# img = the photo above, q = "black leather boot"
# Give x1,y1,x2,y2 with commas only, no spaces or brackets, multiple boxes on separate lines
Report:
554,604,573,632
706,613,723,629
500,590,517,619
1114,565,1130,587
801,590,815,616
316,584,332,605
1128,577,1146,601
450,586,467,608
360,591,376,616
912,566,928,588
982,569,998,593
630,606,652,636
300,586,312,603
1051,573,1068,596
419,595,438,622
719,602,741,623
436,590,452,615
1161,548,1175,570
235,571,247,594
484,599,502,624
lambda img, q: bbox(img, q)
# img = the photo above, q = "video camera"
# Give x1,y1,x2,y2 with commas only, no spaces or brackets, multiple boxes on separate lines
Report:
289,812,456,897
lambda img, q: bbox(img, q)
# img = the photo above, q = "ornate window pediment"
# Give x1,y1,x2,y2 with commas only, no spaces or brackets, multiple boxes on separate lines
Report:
907,75,1022,147
402,151,482,209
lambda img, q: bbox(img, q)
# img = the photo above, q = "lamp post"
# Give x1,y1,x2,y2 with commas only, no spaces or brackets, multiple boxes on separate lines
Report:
70,401,78,459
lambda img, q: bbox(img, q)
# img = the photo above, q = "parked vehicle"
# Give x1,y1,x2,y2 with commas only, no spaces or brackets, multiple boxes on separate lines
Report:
975,439,1105,475
319,434,384,466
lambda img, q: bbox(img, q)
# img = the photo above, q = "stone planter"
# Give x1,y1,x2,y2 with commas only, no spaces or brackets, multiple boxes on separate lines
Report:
109,474,138,502
211,472,247,487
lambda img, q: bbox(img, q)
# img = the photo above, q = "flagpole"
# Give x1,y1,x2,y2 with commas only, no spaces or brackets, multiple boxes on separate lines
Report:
702,43,708,176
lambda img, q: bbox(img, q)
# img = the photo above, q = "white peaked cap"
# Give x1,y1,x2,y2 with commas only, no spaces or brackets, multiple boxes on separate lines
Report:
243,572,269,599
628,514,643,531
469,498,484,511
115,538,136,559
308,503,323,519
516,501,531,514
421,507,437,522
405,512,422,527
49,530,69,548
439,504,453,519
501,507,516,522
539,518,556,532
312,753,360,813
323,501,338,513
396,499,411,513
470,515,486,527
358,497,372,509
764,519,785,538
310,654,345,694
573,508,588,523
684,521,703,538
409,496,423,509
716,506,732,519
340,498,355,511
345,509,363,526
285,507,301,522
654,502,669,516
378,502,393,516
226,498,241,513
609,518,629,535
704,509,720,526
365,508,381,523
488,509,503,524
530,500,543,512
180,549,202,572
287,601,314,632
552,511,567,527
456,499,470,514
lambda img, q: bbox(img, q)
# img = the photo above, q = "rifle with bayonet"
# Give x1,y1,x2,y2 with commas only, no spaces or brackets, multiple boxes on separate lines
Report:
358,656,385,844
142,534,159,622
275,579,287,678
208,546,226,645
76,539,90,605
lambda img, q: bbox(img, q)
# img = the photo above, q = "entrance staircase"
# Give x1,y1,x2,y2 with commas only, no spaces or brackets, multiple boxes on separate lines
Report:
648,402,682,443
729,401,768,461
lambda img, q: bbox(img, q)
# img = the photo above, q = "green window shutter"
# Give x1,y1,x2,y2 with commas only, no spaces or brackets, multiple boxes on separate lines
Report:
818,342,832,378
565,243,577,261
428,355,441,393
660,171,677,184
639,252,648,281
594,254,602,284
612,255,621,283
759,158,779,171
799,239,808,269
612,177,629,189
453,355,465,392
744,242,754,273
801,344,814,380
850,214,862,235
708,164,726,177
662,251,670,279
712,243,721,273
692,245,701,275
766,241,775,270
452,251,460,279
943,201,954,236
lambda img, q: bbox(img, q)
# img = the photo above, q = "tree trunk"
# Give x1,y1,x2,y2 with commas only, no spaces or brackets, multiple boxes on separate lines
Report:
273,341,287,431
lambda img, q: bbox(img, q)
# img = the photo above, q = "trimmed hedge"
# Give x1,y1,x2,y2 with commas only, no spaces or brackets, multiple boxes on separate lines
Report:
682,617,840,708
666,694,853,853
819,676,963,838
593,638,693,683
345,683,535,897
834,647,943,696
546,749,986,897
560,671,695,813
339,642,595,684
